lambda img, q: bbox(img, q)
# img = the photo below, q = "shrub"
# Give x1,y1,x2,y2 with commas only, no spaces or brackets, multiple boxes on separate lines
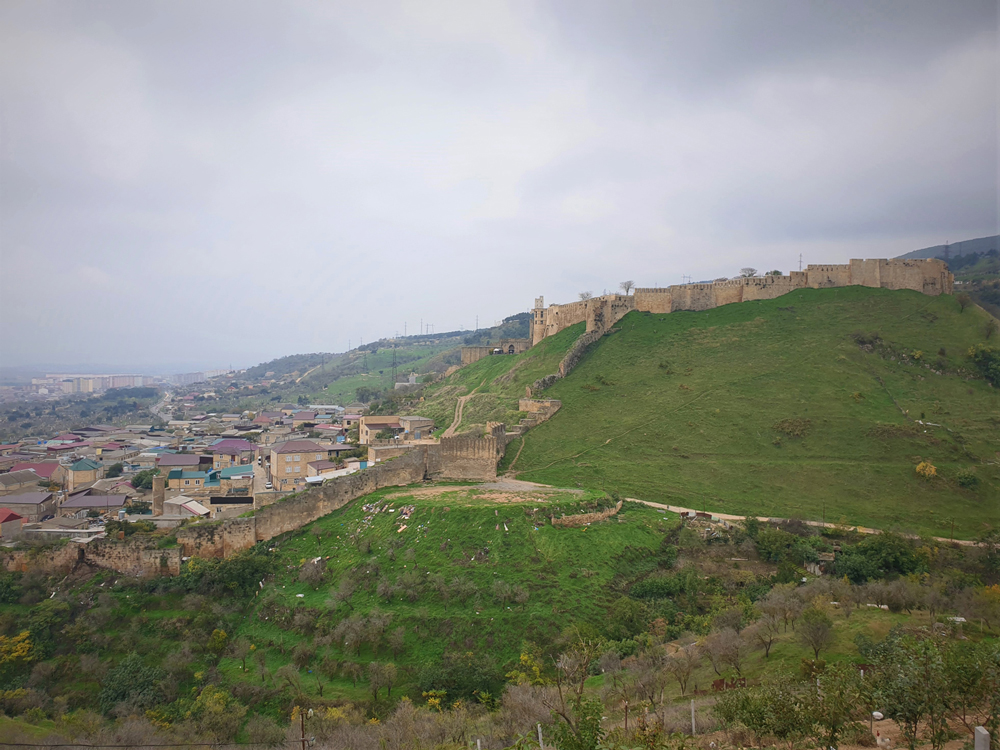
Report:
955,467,979,488
773,418,811,438
915,461,937,480
968,344,1000,386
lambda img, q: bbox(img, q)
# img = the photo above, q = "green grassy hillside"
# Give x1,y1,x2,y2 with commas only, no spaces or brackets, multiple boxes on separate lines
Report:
502,287,999,539
412,323,586,432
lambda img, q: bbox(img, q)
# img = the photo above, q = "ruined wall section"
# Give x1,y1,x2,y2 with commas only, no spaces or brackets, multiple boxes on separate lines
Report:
427,427,505,480
740,272,808,301
1,538,181,578
586,294,635,335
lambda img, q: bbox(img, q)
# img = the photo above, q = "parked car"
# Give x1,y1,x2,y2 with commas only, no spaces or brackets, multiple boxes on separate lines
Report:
264,482,272,490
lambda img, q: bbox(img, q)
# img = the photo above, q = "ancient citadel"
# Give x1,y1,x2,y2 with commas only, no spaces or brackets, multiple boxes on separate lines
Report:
530,258,953,346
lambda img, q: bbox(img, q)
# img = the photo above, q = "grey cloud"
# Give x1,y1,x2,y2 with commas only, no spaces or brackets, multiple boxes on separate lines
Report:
0,0,995,370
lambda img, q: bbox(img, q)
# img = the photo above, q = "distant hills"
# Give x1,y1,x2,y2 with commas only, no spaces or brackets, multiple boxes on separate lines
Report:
897,234,999,259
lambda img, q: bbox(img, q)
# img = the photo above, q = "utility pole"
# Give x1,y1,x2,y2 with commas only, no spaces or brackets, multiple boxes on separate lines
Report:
420,318,423,336
682,274,691,284
391,345,397,388
799,253,803,272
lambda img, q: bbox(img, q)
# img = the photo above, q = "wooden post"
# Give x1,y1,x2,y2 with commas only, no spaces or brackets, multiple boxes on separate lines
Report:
691,699,695,735
537,723,544,749
300,710,306,750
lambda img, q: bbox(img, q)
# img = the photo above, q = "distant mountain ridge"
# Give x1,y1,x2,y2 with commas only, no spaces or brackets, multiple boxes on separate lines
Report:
897,234,999,259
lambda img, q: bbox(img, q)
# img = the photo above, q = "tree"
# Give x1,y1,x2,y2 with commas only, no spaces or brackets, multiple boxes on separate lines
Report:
748,613,782,657
227,638,251,672
578,291,593,301
957,292,972,312
106,462,123,478
665,643,700,695
807,662,864,747
130,468,160,490
798,607,834,659
740,267,759,278
765,269,783,276
702,628,751,676
388,626,406,658
619,280,635,295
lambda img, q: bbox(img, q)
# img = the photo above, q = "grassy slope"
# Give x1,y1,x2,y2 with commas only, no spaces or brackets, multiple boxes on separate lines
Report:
502,287,999,539
237,488,673,699
312,344,458,405
411,323,585,432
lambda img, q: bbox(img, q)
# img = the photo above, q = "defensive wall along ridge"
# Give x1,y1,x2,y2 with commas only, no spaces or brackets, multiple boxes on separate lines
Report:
530,258,953,345
1,430,509,577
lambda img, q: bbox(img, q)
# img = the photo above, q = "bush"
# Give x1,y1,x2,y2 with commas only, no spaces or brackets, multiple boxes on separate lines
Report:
98,653,165,714
968,344,1000,386
773,418,811,438
956,467,979,488
915,461,937,480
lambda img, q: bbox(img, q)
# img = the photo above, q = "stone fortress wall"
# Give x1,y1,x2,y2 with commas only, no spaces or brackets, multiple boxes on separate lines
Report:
2,430,508,576
531,258,953,345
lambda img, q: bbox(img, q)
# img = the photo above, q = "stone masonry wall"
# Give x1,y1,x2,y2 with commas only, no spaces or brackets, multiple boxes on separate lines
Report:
1,538,182,578
534,259,952,343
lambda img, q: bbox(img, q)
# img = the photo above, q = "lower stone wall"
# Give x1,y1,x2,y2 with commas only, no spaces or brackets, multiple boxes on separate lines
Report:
8,433,508,575
551,500,623,527
0,538,182,578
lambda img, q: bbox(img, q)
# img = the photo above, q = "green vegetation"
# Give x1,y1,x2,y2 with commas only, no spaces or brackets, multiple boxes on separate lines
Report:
0,481,998,747
472,287,1000,539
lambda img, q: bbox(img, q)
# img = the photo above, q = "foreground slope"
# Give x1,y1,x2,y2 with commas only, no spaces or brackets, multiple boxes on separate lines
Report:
502,287,999,539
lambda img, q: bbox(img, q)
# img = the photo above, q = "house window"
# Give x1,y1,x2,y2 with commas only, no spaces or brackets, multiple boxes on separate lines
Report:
294,465,301,473
315,454,321,460
293,454,300,461
185,479,190,485
285,456,292,462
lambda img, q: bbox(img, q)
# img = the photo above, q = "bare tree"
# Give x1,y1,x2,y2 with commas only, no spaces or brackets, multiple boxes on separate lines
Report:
619,280,635,295
665,644,701,695
739,267,759,278
578,291,593,301
747,613,781,657
388,626,406,658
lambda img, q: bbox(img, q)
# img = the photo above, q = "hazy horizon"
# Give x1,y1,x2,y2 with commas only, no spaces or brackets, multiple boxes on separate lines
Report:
2,1,997,371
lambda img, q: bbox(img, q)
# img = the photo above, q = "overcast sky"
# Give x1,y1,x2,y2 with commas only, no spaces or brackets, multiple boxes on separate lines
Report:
1,0,997,372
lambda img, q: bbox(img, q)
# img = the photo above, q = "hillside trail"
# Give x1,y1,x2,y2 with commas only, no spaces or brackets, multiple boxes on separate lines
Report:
442,378,490,437
629,498,976,547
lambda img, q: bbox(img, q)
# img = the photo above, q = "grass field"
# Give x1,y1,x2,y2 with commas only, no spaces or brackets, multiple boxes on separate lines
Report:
234,486,676,700
414,287,999,539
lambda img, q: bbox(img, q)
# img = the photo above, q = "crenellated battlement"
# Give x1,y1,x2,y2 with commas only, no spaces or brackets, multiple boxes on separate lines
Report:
531,259,953,344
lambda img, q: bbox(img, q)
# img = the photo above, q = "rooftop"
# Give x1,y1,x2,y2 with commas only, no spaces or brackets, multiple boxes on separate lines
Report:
1,492,53,505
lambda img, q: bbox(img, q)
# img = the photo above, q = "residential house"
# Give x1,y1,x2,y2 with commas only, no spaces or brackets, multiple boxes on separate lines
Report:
156,453,210,473
269,440,327,490
291,411,317,428
10,462,66,486
218,465,254,495
0,469,46,496
358,416,404,444
167,470,210,491
341,414,362,429
0,444,21,457
0,492,57,522
163,496,211,518
398,416,434,440
209,438,255,469
0,508,24,538
306,460,339,478
60,491,129,517
67,458,104,491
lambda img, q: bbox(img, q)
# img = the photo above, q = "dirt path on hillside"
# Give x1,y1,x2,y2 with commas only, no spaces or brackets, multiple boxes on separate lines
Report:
443,377,493,437
629,498,976,546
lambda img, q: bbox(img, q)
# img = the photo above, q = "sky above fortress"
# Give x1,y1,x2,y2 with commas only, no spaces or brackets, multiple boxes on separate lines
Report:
1,0,997,371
